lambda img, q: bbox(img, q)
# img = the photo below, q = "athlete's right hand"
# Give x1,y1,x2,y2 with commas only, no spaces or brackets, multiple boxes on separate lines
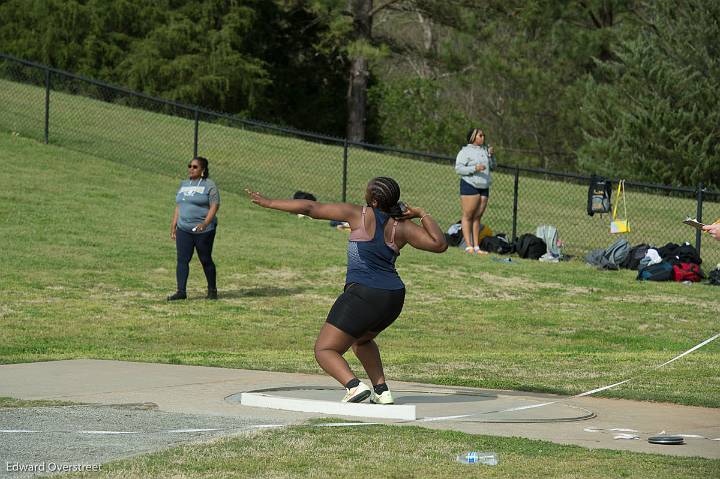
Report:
245,188,272,208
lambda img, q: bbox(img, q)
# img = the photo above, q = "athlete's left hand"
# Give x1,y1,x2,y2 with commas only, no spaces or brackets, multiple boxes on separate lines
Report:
400,204,425,220
245,188,272,208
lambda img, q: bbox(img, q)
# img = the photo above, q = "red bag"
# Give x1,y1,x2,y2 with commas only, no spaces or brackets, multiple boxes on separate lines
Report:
672,263,703,282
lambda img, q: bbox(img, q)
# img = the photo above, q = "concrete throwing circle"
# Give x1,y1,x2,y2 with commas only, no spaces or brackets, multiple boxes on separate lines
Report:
228,386,595,423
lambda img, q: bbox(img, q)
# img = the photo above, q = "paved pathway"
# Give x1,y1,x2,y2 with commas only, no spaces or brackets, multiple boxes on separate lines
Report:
0,359,717,475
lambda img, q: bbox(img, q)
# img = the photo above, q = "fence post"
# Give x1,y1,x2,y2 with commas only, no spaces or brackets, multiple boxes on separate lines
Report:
342,139,348,202
193,109,200,158
695,182,704,257
512,166,520,241
44,68,51,144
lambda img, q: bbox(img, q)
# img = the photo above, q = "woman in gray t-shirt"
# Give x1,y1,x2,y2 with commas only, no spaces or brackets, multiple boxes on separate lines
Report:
168,157,221,300
455,128,495,254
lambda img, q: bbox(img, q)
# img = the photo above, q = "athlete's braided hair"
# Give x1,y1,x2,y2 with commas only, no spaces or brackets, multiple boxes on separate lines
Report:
368,177,404,218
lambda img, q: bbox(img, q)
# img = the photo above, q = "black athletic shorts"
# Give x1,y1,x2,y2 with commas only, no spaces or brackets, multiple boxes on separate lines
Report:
460,179,490,197
326,283,406,338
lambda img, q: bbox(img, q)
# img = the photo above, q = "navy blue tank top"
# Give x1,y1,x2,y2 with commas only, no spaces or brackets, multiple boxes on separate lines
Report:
345,207,404,290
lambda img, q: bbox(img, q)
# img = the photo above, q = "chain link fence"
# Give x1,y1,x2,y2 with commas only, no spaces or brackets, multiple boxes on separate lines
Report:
2,52,719,266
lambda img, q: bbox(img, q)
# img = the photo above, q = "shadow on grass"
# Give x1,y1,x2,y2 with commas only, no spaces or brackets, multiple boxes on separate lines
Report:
220,287,307,298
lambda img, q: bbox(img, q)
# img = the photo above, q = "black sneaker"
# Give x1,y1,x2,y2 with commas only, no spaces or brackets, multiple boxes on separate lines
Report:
206,289,218,300
167,291,187,301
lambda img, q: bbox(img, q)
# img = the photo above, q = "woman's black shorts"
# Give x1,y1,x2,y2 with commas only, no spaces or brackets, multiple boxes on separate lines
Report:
460,179,490,197
326,283,406,338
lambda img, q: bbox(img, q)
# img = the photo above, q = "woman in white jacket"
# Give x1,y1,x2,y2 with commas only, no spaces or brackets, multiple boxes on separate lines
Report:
455,128,495,254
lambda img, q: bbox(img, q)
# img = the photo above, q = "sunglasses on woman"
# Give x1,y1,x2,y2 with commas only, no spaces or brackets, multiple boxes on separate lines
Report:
188,164,199,169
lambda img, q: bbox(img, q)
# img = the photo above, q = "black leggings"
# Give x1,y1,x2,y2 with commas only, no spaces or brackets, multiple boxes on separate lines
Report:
175,228,216,293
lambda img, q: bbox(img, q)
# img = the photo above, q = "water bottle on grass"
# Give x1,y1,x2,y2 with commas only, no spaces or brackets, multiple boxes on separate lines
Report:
456,451,498,465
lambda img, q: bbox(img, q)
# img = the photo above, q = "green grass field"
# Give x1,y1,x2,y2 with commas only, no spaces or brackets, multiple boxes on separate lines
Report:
58,420,718,479
1,76,719,263
2,77,720,477
2,133,718,407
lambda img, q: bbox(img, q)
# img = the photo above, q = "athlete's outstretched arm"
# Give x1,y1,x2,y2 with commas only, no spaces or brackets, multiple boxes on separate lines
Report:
397,205,448,253
245,189,359,223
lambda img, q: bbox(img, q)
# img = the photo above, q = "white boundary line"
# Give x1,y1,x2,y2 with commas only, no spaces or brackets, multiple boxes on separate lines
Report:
2,423,718,441
584,427,720,441
421,331,720,422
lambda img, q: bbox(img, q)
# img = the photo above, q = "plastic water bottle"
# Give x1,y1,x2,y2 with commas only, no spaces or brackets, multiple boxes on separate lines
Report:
455,451,498,465
492,257,513,263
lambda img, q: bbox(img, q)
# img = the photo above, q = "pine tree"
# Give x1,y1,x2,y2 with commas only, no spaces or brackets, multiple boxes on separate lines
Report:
579,0,720,188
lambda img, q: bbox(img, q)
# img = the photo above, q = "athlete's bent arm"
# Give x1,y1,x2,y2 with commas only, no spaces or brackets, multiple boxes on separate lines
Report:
398,206,447,253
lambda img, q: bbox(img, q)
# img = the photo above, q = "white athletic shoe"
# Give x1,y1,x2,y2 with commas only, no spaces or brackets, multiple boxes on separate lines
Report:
370,390,394,405
342,382,371,403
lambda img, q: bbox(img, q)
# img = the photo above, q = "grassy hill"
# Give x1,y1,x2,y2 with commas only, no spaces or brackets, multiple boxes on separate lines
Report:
1,76,719,265
2,132,719,408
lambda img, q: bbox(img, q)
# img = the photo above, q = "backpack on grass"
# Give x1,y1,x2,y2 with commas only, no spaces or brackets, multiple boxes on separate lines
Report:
656,242,680,260
672,263,704,282
671,243,702,266
514,234,546,259
620,243,650,270
586,238,629,270
480,234,513,254
536,225,561,256
637,261,673,281
603,238,629,268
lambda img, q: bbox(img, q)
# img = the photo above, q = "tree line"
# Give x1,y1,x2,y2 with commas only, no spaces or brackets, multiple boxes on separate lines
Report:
0,0,718,189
